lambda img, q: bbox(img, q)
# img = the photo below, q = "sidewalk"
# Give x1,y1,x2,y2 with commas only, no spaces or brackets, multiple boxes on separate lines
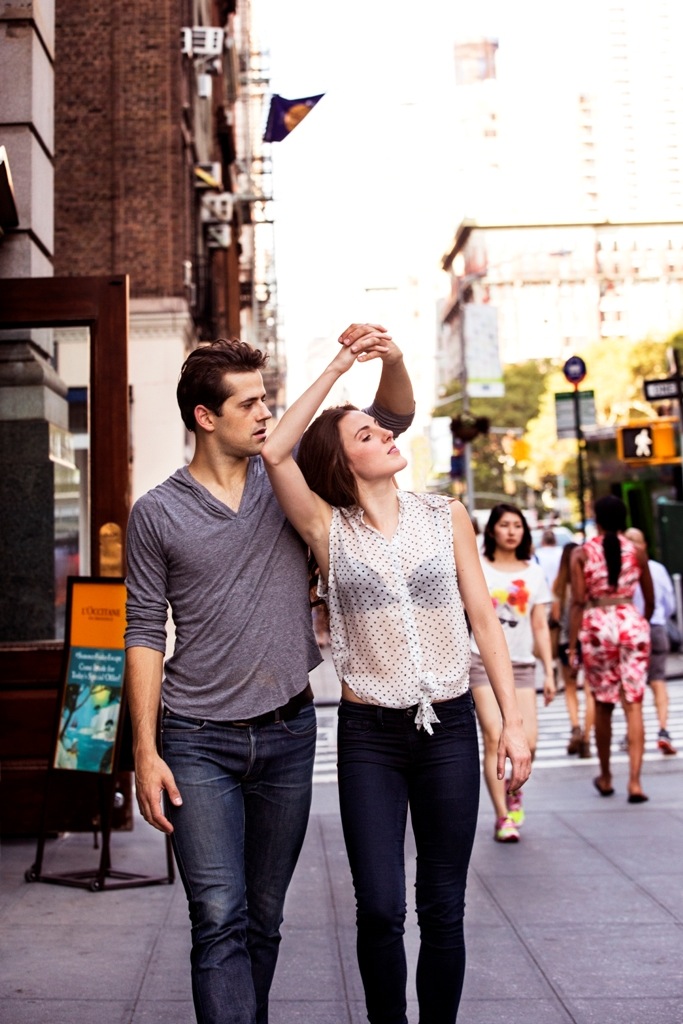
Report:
1,668,682,1023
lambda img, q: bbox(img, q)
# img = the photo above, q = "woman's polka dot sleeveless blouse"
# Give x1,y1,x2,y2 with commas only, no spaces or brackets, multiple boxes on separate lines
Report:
318,491,471,732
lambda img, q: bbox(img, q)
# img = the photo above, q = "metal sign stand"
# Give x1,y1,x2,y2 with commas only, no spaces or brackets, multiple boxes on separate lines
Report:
25,695,175,892
24,577,175,892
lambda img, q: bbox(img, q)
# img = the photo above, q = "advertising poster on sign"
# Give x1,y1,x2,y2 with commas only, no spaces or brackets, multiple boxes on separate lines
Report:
53,579,126,774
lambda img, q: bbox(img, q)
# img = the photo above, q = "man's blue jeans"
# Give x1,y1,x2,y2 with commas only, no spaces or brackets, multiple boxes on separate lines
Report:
337,692,480,1024
161,701,317,1024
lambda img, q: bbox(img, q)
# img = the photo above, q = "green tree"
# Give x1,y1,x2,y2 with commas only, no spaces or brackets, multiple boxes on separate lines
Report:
434,335,678,513
435,360,550,503
523,337,674,516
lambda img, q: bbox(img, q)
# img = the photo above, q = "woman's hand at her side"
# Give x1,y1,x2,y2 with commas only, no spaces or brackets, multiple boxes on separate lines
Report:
498,720,532,794
542,670,556,706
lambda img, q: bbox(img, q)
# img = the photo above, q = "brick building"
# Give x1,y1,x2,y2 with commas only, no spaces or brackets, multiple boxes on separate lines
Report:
0,0,280,832
54,4,190,300
53,0,280,500
1,0,279,551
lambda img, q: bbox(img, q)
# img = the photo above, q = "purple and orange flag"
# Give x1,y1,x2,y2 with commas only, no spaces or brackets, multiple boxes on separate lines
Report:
263,93,324,142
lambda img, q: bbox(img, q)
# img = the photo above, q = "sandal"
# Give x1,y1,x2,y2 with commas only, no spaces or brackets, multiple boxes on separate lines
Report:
567,726,583,755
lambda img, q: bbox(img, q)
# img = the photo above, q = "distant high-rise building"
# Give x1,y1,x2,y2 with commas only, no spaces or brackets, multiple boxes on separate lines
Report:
454,39,498,87
439,1,683,370
574,0,683,219
452,1,683,223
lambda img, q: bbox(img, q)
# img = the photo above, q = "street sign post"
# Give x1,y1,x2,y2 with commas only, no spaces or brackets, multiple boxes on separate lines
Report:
643,356,683,479
644,378,679,402
562,356,588,533
555,390,596,439
563,356,587,386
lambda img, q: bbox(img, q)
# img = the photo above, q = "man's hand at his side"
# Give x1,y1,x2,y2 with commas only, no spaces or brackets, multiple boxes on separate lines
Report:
135,750,182,834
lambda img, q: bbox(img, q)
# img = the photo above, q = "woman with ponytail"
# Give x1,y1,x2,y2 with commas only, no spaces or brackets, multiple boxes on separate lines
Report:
569,496,654,802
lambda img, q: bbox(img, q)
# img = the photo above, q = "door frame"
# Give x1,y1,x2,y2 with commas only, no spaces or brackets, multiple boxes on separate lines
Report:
0,275,131,834
0,274,130,573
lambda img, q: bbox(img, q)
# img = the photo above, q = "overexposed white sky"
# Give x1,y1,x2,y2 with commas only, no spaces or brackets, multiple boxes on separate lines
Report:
253,0,490,397
248,0,683,494
252,0,604,397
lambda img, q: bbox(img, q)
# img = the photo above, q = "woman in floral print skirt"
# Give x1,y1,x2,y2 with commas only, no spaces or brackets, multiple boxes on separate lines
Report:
569,495,654,802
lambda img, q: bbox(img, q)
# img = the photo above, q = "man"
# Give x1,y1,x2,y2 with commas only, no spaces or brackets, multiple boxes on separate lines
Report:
533,528,564,691
533,528,563,591
124,323,414,1024
625,528,677,755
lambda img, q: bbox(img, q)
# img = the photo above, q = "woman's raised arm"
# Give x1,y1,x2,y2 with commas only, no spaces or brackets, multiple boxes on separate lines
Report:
262,327,390,576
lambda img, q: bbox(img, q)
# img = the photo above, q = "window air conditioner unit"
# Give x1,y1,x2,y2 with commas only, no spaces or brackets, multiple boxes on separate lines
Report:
198,73,212,100
194,163,223,189
201,193,234,223
181,27,225,57
206,223,232,249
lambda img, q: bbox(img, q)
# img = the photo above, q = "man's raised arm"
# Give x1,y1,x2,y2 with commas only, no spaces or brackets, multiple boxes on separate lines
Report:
338,322,415,433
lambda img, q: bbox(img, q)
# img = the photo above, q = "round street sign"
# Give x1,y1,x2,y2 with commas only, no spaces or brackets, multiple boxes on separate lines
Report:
563,355,587,385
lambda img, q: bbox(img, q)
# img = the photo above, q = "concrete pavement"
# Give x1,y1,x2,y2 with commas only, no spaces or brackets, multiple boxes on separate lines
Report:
1,660,682,1024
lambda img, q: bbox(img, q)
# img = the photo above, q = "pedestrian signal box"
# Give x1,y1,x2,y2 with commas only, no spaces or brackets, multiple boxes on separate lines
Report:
616,417,679,465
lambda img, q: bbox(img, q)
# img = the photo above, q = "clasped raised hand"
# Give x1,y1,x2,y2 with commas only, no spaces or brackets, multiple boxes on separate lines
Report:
337,322,395,363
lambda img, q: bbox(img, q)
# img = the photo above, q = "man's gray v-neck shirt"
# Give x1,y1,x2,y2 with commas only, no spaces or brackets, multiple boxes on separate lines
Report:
124,459,321,720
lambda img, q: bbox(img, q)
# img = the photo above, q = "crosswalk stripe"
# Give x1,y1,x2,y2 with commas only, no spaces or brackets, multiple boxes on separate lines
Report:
312,687,683,783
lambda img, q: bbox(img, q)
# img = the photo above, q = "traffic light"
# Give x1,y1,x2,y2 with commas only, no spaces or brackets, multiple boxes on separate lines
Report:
616,417,679,465
450,414,490,442
511,439,530,463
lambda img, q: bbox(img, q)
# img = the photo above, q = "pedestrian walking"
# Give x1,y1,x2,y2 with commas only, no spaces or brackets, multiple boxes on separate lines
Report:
551,541,594,757
123,323,415,1024
625,527,677,755
469,504,556,842
534,527,563,591
261,331,531,1024
569,495,654,803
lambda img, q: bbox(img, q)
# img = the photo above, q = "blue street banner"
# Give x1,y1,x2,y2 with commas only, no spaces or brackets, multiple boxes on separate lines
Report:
463,304,504,398
263,93,324,142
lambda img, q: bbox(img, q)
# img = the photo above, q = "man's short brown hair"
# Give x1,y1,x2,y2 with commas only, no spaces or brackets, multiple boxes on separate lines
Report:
177,339,268,432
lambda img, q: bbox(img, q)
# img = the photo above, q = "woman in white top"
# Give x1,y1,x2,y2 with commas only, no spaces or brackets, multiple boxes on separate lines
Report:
469,504,556,843
262,324,531,1024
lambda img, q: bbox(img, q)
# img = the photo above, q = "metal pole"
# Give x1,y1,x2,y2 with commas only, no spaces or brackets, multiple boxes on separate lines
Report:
573,385,586,534
673,348,683,482
673,573,683,640
460,306,475,513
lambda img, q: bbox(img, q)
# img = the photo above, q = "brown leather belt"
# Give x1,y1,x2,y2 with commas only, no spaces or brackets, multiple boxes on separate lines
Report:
227,683,314,727
589,596,633,608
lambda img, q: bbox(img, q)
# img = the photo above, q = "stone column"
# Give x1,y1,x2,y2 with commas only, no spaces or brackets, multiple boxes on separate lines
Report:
0,0,66,641
0,345,69,640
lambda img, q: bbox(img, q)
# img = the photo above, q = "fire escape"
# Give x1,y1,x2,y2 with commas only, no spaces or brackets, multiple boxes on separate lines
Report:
232,1,285,413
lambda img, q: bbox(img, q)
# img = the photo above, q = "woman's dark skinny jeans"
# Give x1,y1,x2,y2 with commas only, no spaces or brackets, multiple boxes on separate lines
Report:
337,691,480,1024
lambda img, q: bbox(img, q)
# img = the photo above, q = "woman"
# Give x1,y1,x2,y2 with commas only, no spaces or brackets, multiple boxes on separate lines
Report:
569,495,654,802
262,325,531,1024
469,504,556,842
551,541,594,758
